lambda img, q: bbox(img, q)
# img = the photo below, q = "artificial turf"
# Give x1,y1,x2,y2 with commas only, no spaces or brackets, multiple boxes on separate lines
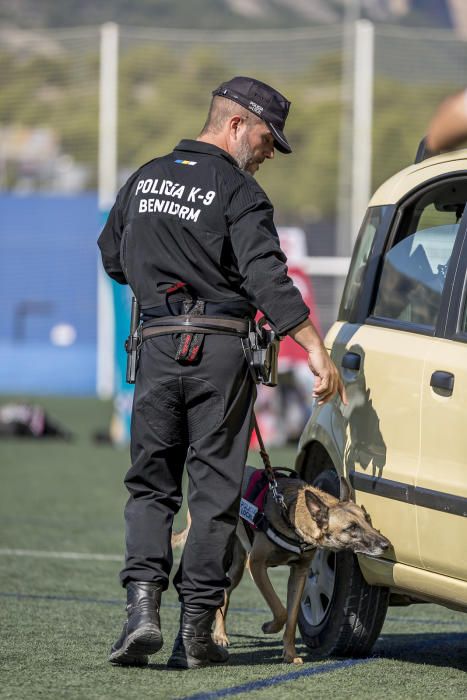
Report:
0,396,466,699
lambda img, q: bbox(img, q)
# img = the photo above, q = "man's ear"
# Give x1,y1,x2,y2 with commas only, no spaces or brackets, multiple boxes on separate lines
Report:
339,476,351,502
305,490,329,530
229,115,243,141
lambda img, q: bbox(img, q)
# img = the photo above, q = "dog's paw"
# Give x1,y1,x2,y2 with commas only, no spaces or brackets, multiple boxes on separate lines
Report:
262,618,286,634
212,631,230,647
283,653,303,665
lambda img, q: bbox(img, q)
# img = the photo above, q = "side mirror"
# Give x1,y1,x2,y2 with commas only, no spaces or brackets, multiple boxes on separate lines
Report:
414,136,438,164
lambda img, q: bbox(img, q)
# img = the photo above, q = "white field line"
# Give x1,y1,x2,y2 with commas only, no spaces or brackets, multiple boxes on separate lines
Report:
0,548,123,561
0,547,182,564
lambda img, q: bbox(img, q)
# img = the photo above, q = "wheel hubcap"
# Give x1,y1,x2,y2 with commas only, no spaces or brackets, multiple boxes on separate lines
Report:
301,549,336,627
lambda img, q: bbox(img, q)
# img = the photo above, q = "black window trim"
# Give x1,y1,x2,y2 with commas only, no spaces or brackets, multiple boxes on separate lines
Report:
444,227,467,343
363,171,467,339
339,204,396,325
365,315,436,337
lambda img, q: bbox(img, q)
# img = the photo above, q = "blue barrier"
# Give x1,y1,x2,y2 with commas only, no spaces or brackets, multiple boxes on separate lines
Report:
0,194,99,395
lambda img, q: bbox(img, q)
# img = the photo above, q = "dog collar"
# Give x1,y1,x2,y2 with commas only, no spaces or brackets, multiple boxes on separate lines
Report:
264,522,316,554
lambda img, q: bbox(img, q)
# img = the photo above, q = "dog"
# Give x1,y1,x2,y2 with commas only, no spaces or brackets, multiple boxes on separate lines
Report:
173,467,391,665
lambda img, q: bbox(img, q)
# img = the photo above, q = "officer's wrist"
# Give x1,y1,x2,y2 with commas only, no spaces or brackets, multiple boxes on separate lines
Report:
288,319,323,353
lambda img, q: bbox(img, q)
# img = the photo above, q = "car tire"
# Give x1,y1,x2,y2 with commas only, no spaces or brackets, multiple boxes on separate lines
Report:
298,468,389,658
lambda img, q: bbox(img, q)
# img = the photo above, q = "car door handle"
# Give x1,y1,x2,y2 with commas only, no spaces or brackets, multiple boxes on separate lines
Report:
342,352,361,371
430,370,454,394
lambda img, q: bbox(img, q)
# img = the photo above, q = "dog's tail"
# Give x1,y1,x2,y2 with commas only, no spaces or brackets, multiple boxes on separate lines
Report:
172,510,191,549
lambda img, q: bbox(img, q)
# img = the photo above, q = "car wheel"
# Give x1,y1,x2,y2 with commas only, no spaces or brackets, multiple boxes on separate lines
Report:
298,468,389,658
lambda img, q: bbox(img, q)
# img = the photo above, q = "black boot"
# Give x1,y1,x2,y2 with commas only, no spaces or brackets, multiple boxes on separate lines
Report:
167,603,229,669
109,581,163,666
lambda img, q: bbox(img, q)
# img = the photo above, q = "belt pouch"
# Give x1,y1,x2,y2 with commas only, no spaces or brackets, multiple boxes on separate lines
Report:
175,299,206,362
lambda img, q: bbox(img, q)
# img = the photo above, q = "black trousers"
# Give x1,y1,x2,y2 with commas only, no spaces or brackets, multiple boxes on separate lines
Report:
120,332,256,609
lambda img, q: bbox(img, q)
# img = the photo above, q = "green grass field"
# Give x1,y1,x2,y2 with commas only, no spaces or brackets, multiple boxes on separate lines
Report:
0,397,466,699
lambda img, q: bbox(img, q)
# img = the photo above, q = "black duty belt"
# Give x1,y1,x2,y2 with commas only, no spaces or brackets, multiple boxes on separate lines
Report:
125,292,250,380
141,315,250,341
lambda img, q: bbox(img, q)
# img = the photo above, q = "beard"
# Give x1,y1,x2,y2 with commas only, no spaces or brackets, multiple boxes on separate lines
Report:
232,137,258,174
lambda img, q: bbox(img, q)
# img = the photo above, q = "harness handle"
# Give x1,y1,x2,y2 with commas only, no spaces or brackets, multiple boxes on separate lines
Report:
253,414,286,509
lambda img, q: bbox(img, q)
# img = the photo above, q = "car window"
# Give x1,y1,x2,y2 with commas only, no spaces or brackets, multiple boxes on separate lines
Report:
372,186,465,329
339,206,388,321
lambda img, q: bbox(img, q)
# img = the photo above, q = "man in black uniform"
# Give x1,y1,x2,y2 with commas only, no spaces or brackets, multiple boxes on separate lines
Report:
98,76,346,670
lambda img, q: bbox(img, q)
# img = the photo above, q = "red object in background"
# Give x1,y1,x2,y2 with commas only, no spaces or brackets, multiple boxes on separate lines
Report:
250,264,320,449
278,265,321,369
255,265,321,368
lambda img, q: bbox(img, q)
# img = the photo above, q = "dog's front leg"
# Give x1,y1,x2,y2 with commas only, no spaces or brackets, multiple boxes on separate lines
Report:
282,562,310,664
249,537,287,634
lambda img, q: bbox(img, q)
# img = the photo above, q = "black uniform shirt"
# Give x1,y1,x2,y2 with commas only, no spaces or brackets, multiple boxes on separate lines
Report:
98,139,309,335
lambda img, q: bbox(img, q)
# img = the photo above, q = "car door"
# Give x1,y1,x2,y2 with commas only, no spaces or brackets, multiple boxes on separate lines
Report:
417,229,467,581
336,176,467,569
338,326,424,568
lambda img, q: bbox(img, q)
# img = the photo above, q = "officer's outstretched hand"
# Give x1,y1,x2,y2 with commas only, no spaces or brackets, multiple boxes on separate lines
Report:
288,319,348,406
306,344,347,406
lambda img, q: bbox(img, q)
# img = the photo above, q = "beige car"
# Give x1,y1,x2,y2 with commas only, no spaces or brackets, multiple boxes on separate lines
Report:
295,142,467,658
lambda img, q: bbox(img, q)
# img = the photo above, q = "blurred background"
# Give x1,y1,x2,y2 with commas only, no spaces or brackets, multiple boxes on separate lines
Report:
1,0,467,443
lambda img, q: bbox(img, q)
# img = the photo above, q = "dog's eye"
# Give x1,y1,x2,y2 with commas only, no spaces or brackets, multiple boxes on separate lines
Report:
345,524,358,535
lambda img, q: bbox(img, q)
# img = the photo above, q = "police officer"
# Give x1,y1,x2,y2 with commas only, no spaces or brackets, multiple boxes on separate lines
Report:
98,76,346,670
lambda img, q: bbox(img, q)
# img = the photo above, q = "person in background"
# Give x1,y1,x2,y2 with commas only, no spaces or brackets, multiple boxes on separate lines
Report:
426,88,467,152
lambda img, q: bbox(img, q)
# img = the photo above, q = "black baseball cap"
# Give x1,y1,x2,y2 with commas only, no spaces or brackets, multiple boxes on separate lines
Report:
212,76,292,154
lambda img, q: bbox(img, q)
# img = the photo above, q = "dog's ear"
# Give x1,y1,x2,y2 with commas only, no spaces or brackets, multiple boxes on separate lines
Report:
360,503,373,524
305,491,329,530
339,477,351,502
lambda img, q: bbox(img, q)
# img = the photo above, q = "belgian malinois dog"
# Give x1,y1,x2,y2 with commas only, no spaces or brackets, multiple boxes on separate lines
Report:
173,468,391,665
